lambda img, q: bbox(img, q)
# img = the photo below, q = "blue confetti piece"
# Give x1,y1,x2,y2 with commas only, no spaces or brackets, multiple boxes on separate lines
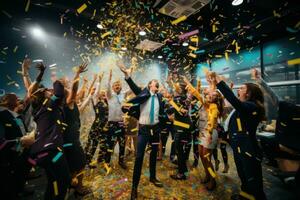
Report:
51,95,59,101
52,152,63,163
63,143,73,147
195,49,205,54
286,27,298,33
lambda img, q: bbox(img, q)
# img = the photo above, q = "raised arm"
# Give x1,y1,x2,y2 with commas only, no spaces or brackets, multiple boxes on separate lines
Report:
116,60,141,95
77,76,88,103
182,76,204,105
106,69,113,99
21,58,32,91
28,62,46,97
66,62,88,107
79,74,96,113
93,72,104,103
251,68,279,108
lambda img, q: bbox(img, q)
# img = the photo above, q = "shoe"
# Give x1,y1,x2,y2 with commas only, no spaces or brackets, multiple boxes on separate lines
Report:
170,173,187,180
150,178,163,187
131,188,138,200
119,161,127,170
222,164,229,173
171,159,178,165
206,179,216,191
215,160,220,171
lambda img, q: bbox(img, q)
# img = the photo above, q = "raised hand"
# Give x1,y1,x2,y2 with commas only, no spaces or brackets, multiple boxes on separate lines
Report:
22,58,31,70
117,60,131,77
77,62,88,74
99,72,104,81
36,62,46,72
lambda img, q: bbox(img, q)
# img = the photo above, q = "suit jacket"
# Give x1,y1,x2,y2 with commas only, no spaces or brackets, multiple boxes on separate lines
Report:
122,77,167,125
0,108,24,164
217,81,262,158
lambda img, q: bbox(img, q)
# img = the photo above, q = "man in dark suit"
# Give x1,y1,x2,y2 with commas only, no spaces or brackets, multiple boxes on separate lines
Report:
117,62,167,200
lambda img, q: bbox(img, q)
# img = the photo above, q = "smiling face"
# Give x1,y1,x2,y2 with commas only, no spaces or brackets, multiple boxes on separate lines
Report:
112,81,122,94
148,79,159,93
237,84,248,102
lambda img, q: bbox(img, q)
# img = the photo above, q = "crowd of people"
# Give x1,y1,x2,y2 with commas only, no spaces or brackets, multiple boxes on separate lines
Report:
0,57,290,200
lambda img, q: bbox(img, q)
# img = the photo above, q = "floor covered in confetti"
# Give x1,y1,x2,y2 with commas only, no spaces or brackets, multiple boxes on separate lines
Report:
25,137,299,200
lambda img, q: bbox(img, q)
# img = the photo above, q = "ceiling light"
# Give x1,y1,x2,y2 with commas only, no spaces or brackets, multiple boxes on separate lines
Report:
97,24,103,29
139,30,146,36
158,55,163,59
182,42,189,46
232,0,243,6
31,27,45,39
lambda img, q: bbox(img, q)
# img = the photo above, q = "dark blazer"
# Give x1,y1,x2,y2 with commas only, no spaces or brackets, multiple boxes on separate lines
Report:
122,77,167,125
30,81,65,155
217,81,262,157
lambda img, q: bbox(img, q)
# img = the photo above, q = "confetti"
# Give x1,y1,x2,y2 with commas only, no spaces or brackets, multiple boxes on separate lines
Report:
77,3,87,14
236,118,242,131
52,152,63,163
287,58,300,65
53,181,59,196
171,15,187,25
173,120,190,129
101,31,112,39
240,191,255,200
25,0,30,12
208,167,216,178
178,30,199,40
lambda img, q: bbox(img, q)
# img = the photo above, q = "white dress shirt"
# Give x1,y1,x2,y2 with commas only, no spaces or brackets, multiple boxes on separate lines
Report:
107,92,125,122
139,92,159,125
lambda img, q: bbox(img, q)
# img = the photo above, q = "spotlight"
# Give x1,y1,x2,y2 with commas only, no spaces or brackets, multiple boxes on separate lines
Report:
30,27,45,39
97,24,104,29
182,42,189,46
139,30,146,36
232,0,243,6
158,55,163,59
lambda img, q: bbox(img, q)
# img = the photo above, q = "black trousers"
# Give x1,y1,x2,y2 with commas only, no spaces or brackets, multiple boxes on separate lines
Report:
160,124,176,160
85,127,108,164
174,127,191,174
38,150,71,200
132,124,160,189
106,121,125,163
231,134,266,200
185,122,199,164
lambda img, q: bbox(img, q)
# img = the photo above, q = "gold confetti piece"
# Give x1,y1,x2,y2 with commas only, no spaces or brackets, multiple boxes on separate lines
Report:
256,24,261,29
215,55,222,58
57,120,61,124
53,181,58,196
171,15,187,25
231,40,236,45
287,58,300,65
107,149,113,153
208,167,216,178
240,191,255,200
173,120,190,129
25,0,30,12
189,53,197,58
101,31,112,39
292,118,300,120
237,147,241,153
280,122,287,127
236,118,242,132
47,107,52,111
77,3,87,14
5,124,12,127
43,98,48,105
190,37,199,43
225,52,229,60
122,103,134,107
212,24,216,33
235,42,240,54
131,128,138,132
245,152,252,157
188,46,197,51
252,112,257,115
13,46,18,53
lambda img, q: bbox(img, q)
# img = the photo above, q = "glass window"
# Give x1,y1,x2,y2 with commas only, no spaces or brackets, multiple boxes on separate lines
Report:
264,62,298,82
